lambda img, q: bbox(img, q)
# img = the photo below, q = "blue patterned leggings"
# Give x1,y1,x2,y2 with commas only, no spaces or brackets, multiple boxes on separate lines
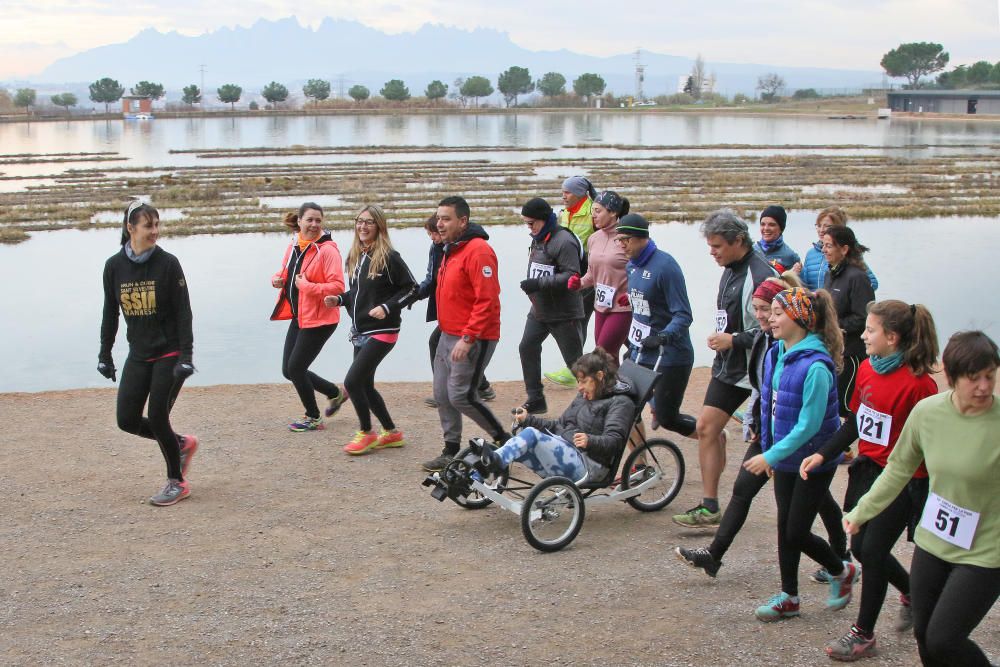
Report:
495,427,588,480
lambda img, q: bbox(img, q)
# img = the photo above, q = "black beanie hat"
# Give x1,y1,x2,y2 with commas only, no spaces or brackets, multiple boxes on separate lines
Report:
760,205,787,232
617,213,650,238
521,197,553,221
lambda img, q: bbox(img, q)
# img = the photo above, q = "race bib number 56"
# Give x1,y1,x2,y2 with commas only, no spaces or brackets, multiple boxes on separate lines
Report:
919,492,980,550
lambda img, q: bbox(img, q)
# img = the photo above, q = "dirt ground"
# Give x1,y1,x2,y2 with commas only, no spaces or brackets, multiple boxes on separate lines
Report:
2,368,997,666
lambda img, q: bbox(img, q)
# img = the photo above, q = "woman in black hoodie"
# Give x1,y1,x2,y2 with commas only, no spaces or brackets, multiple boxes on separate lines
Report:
99,202,197,507
325,205,416,455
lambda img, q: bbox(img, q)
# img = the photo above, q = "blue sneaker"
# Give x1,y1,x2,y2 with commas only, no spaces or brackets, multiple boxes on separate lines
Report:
755,592,800,622
828,561,860,610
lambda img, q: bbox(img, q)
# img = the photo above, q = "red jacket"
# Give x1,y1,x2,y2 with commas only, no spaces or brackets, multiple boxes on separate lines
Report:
270,233,345,328
436,228,500,340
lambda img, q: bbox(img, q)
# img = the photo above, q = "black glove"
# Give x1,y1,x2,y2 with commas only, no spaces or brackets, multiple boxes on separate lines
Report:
174,361,196,380
97,361,116,382
640,333,666,350
520,278,541,294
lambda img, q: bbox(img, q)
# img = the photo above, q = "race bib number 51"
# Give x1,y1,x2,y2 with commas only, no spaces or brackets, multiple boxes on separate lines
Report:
919,492,980,550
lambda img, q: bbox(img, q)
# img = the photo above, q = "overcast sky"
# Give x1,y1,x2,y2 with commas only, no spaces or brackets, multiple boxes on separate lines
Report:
1,0,998,79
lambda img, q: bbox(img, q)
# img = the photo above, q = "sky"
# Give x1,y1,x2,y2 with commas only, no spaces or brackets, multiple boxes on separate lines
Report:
1,0,998,79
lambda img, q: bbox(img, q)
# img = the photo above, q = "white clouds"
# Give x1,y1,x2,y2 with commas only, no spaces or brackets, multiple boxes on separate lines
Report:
1,0,996,78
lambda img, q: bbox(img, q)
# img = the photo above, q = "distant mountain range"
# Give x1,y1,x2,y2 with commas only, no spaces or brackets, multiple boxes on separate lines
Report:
20,17,883,103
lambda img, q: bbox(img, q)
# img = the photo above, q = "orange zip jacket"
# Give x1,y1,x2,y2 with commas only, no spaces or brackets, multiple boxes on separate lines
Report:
270,233,345,328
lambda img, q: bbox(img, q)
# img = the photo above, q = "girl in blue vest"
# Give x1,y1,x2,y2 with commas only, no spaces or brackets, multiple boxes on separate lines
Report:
743,287,860,621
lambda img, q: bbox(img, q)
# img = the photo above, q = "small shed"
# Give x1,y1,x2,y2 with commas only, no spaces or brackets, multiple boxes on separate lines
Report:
121,95,153,116
887,90,1000,115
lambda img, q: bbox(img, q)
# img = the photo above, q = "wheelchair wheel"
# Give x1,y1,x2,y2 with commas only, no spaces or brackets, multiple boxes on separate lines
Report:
621,438,684,512
520,476,585,552
451,445,508,510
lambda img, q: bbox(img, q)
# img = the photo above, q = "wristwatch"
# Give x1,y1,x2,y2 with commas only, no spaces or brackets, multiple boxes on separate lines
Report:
462,334,476,344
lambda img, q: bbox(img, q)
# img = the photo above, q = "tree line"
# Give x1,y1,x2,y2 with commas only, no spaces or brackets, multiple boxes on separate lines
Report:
880,42,1000,89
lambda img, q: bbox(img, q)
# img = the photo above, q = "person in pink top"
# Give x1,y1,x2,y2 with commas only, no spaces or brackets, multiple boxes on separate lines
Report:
570,190,632,364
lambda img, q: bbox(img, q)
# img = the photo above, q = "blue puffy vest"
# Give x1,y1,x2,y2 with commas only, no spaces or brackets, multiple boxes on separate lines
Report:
760,343,842,473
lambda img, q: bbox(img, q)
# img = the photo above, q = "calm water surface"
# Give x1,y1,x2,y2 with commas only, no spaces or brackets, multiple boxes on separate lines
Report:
1,212,997,393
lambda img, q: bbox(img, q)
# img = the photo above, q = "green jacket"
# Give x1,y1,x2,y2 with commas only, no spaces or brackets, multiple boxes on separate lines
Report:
559,197,595,248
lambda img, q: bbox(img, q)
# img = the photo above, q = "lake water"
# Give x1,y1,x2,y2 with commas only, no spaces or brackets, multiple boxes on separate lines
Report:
2,212,997,393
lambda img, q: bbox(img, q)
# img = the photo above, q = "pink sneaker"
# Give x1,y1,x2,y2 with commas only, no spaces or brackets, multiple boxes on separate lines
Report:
343,431,379,455
179,434,199,478
375,429,405,449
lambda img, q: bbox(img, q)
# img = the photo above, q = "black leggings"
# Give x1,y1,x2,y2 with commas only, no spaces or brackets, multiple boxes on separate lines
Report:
344,337,395,433
709,442,847,563
844,459,927,633
428,325,490,392
910,546,1000,666
282,319,340,419
650,363,696,438
836,354,864,418
117,356,186,481
773,468,845,597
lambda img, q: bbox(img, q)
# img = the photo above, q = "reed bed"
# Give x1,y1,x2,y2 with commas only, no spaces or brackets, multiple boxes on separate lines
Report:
1,147,997,244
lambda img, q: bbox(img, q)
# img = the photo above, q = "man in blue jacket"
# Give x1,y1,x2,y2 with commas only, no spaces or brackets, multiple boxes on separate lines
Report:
617,214,697,438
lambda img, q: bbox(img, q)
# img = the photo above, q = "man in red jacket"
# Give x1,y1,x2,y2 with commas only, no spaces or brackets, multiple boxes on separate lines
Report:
422,196,509,471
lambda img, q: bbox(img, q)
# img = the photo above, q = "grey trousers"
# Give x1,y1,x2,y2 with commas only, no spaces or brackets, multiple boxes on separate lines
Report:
433,333,506,454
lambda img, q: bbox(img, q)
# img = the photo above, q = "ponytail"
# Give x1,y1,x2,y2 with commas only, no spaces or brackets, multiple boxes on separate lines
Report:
619,197,630,217
285,201,324,233
120,201,158,245
867,300,939,376
811,289,844,373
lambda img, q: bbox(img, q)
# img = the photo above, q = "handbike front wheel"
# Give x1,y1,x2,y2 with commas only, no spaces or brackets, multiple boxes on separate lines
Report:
622,438,685,512
520,476,585,552
450,445,509,510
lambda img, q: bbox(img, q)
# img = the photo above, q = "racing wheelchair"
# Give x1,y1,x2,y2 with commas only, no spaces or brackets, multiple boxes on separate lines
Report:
422,359,685,552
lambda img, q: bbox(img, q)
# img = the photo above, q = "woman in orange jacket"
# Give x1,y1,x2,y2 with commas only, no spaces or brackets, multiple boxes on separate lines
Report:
270,202,348,432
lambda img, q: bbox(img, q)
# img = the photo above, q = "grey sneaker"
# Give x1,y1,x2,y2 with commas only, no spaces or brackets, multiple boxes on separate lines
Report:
895,595,913,633
671,504,721,528
424,396,439,408
675,546,722,578
149,479,190,506
421,453,454,472
478,384,497,401
825,627,876,661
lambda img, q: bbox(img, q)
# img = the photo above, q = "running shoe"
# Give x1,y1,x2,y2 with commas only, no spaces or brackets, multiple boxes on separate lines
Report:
288,416,324,432
811,568,833,584
424,396,438,408
343,431,379,455
543,366,576,388
324,389,350,418
826,626,876,661
149,479,190,506
179,434,199,478
754,592,800,622
422,453,454,472
374,429,405,449
895,594,913,633
674,546,722,578
671,504,721,528
478,384,497,401
828,562,860,610
520,397,548,414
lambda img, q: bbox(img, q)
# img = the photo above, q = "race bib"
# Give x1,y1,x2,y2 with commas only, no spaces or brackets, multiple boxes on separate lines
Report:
528,262,554,279
856,403,892,446
715,309,728,333
629,319,652,345
919,492,980,550
595,283,616,309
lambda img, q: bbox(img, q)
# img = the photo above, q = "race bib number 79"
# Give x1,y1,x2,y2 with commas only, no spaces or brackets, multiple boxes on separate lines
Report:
919,492,980,550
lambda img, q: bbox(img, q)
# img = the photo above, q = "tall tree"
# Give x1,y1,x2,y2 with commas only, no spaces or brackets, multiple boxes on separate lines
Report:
302,79,331,104
688,55,706,100
50,92,78,115
460,76,494,108
89,77,125,114
573,73,606,100
992,62,1000,85
452,77,468,107
756,73,786,101
181,85,202,106
880,42,949,88
131,81,165,103
13,88,36,115
380,80,410,101
425,80,448,102
537,72,566,97
217,84,243,110
497,66,534,107
261,81,289,106
349,85,370,102
967,60,994,85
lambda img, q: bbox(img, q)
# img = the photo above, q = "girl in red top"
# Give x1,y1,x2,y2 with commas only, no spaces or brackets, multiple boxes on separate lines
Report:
270,202,347,432
801,300,939,661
